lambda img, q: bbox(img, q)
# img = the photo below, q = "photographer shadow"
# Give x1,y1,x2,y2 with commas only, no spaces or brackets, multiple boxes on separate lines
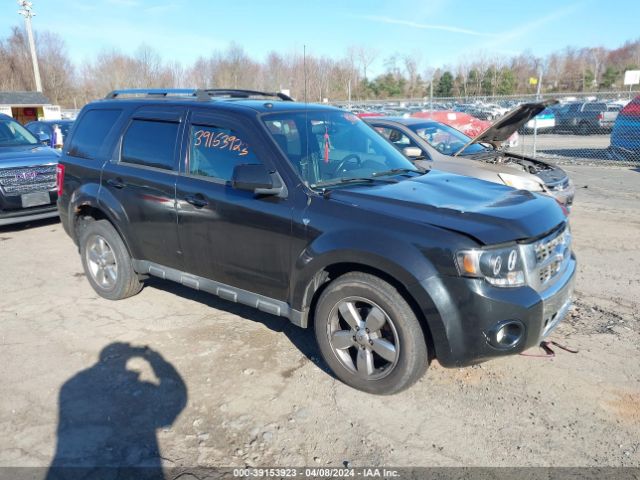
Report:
45,343,187,480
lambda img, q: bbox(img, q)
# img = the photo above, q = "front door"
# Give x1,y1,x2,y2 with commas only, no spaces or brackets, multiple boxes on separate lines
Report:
175,111,293,301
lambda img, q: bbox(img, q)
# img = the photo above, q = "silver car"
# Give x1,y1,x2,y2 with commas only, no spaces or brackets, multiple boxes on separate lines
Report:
366,102,575,208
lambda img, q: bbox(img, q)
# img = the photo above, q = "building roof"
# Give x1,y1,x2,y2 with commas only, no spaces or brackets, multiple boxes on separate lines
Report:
0,91,51,106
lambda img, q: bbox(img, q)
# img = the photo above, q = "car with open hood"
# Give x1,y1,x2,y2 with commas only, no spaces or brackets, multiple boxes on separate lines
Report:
366,101,574,208
0,113,60,226
57,89,575,394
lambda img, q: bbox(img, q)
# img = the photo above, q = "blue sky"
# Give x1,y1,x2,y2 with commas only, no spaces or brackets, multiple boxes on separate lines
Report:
2,0,638,75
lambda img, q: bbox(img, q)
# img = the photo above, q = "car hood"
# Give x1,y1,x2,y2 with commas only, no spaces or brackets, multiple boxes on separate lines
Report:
0,145,60,167
328,170,565,245
454,100,558,155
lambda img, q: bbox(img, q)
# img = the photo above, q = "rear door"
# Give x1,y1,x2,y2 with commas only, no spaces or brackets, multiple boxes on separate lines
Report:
175,109,293,301
99,106,184,270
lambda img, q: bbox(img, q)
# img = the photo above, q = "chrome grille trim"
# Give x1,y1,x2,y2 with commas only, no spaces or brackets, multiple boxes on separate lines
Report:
0,165,56,195
523,224,572,292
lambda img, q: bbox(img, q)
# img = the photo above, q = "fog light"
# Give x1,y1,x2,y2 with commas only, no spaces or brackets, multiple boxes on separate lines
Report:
488,320,524,349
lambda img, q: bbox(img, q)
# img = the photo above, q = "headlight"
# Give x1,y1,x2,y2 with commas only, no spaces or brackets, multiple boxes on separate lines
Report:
456,245,526,287
498,173,544,192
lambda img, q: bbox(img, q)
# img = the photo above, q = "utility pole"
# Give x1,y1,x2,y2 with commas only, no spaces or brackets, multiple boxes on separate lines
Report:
17,0,43,92
532,68,543,158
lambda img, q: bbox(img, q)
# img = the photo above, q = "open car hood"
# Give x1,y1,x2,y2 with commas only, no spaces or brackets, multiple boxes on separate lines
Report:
454,100,558,156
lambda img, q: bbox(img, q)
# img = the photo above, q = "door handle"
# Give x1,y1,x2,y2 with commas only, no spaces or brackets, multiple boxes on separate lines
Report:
107,178,126,189
184,194,208,208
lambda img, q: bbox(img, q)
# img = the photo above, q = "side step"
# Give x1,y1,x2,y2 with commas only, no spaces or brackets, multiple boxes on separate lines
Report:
132,260,305,327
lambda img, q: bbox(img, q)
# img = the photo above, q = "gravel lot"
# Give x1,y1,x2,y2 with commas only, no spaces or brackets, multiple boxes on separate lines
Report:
0,165,639,470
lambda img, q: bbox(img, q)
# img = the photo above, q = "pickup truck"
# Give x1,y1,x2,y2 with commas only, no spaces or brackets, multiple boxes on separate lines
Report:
553,102,615,134
57,89,576,394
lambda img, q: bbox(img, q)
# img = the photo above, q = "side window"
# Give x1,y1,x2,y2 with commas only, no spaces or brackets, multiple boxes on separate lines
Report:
376,127,414,148
584,103,605,112
188,125,261,182
67,109,122,159
121,119,179,170
27,123,45,135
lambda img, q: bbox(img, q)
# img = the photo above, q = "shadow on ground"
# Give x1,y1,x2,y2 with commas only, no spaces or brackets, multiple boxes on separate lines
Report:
0,216,59,234
45,343,187,480
147,278,327,374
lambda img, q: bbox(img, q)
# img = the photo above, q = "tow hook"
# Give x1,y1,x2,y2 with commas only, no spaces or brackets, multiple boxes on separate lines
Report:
520,339,579,358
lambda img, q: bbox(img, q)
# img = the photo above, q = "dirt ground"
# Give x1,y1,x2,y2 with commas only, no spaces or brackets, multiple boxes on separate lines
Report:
0,165,638,470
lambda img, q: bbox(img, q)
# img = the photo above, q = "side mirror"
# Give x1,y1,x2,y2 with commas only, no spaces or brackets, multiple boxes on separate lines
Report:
36,132,51,146
231,164,286,196
402,146,423,159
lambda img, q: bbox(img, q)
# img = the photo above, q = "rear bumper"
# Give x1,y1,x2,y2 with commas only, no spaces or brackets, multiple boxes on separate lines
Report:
416,255,576,367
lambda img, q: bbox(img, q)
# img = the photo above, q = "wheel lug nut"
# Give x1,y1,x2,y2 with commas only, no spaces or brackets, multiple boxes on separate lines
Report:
369,340,373,345
365,328,370,333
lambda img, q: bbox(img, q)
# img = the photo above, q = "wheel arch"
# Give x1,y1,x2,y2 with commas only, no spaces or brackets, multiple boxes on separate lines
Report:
69,187,135,261
295,258,439,361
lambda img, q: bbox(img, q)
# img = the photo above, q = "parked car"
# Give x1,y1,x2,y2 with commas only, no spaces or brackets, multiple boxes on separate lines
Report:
598,103,623,131
610,95,640,157
521,107,556,133
0,113,60,226
412,110,519,147
366,102,574,208
57,88,575,394
554,102,610,134
25,119,75,148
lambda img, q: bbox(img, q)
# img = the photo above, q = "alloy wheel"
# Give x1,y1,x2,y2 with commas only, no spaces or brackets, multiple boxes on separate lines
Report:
326,296,400,380
85,234,118,290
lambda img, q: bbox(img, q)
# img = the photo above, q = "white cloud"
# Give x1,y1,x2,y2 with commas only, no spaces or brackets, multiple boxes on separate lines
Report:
362,15,496,37
480,3,583,50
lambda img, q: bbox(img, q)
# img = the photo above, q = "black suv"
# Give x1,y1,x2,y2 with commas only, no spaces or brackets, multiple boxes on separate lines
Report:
57,89,576,394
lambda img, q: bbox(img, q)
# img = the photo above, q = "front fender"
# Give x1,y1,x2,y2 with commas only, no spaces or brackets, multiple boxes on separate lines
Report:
290,228,435,309
289,229,458,359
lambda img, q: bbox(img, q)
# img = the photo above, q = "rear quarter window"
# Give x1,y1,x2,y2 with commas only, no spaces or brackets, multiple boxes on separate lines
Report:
67,109,123,159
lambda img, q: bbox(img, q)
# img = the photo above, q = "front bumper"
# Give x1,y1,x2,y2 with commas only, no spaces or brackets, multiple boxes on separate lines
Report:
0,191,58,226
548,182,575,208
0,204,59,226
418,254,576,367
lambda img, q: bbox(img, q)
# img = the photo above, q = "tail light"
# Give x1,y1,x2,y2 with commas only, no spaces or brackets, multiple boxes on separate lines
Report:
56,163,65,196
597,113,603,120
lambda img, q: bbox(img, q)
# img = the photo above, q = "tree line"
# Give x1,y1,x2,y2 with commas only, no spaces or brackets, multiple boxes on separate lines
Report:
1,25,639,108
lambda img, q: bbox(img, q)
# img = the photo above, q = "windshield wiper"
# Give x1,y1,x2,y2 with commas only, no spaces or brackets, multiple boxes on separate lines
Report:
372,168,419,177
312,176,399,189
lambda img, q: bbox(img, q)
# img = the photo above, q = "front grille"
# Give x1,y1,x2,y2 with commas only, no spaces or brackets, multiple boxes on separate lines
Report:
0,165,56,196
547,178,570,191
529,225,572,290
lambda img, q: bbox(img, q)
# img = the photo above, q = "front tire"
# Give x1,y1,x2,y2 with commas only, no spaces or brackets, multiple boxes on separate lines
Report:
78,219,143,300
314,272,428,394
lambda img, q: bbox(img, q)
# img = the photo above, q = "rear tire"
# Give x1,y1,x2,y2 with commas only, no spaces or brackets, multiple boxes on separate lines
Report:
577,122,589,135
78,219,143,300
314,272,428,394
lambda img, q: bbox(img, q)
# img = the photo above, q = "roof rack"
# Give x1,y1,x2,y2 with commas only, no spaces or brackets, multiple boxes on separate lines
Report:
104,88,294,102
201,89,294,102
104,89,202,99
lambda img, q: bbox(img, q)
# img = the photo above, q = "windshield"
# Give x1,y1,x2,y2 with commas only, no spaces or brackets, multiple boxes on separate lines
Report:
58,122,73,138
408,121,486,155
262,110,419,188
0,118,39,147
